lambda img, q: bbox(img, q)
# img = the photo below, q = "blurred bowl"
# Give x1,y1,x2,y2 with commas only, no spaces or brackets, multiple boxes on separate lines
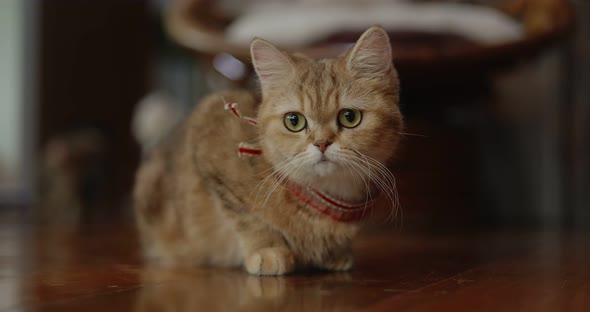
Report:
165,0,574,90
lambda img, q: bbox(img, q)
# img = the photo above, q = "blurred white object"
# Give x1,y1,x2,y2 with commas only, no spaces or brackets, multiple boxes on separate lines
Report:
132,92,182,152
215,0,407,16
226,2,524,47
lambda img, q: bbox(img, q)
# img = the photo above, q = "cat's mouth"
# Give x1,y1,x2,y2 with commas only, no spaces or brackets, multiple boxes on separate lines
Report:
312,156,338,176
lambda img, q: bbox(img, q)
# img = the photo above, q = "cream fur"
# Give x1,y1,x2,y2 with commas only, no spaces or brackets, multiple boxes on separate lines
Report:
134,27,403,275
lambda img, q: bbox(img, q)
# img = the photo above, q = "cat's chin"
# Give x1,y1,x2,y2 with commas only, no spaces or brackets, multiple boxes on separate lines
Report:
312,159,337,177
309,173,368,202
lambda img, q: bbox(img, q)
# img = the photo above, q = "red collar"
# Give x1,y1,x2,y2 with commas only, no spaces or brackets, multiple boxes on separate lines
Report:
285,180,375,222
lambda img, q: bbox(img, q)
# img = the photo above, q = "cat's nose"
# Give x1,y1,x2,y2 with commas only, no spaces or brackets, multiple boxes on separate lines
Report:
314,140,332,153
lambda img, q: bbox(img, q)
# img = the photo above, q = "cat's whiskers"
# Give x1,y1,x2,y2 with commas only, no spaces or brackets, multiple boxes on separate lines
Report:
253,153,309,211
252,155,302,209
359,153,402,226
344,150,401,226
337,157,361,193
339,156,374,220
347,159,394,224
359,157,398,224
251,169,285,210
397,131,427,138
356,154,399,207
254,155,292,178
260,155,309,209
356,152,377,220
344,156,383,220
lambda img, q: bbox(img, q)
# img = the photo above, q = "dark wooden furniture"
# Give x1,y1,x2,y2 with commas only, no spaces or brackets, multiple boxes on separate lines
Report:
38,0,150,203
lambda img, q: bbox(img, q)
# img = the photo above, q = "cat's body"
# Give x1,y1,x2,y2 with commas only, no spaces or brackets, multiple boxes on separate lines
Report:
134,27,403,275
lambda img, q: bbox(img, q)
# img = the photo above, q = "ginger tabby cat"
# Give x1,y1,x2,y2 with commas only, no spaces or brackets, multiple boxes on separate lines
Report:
134,26,403,275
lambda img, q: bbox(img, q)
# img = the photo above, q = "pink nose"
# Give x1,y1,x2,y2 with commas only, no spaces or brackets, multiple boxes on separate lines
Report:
314,140,332,153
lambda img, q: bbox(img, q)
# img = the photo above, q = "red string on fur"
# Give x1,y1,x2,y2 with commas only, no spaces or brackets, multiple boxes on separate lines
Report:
225,102,242,118
243,116,258,125
223,101,258,126
238,143,262,157
223,98,262,156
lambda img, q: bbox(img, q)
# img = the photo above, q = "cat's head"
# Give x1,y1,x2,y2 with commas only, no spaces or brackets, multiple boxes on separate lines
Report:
252,26,403,191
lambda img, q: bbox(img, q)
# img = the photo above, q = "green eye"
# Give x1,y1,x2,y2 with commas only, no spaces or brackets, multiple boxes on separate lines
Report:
338,109,362,128
283,112,307,132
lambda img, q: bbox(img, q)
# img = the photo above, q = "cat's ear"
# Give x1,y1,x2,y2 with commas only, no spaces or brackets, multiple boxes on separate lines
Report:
346,26,393,79
250,38,293,90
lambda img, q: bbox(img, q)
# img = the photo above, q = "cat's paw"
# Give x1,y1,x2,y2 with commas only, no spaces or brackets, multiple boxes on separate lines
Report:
245,247,295,276
320,253,354,272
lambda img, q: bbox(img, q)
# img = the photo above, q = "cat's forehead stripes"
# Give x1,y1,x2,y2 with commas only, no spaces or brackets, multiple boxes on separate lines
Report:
296,61,342,124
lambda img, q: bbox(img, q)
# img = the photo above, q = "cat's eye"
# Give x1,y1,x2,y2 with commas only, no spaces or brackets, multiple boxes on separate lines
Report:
283,112,307,132
338,109,362,128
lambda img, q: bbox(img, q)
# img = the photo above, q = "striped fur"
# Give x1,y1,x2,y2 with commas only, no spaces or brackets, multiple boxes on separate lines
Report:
133,26,403,275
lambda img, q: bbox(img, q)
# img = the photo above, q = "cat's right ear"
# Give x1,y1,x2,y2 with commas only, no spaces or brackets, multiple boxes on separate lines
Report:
250,38,293,90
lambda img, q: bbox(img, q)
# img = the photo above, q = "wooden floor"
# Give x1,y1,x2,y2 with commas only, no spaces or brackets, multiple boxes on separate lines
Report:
0,210,588,312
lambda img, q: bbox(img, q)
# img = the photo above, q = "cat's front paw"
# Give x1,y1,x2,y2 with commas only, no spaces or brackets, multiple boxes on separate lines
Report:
320,253,354,272
245,247,295,276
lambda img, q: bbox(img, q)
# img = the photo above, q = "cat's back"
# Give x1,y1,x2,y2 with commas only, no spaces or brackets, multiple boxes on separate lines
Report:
139,89,261,193
187,89,260,146
136,89,260,186
133,89,261,262
184,89,265,199
133,90,258,265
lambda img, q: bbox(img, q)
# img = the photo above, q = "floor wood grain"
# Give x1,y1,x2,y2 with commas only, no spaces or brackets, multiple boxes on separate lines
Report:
0,210,588,311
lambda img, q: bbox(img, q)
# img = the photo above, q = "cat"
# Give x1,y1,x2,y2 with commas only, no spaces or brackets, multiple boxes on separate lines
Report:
133,26,403,275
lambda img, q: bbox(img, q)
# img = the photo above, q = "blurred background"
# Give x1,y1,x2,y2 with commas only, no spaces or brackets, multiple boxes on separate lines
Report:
0,0,588,231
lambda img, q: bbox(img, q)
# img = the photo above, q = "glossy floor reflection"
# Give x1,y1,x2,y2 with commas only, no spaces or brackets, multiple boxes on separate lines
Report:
0,209,589,311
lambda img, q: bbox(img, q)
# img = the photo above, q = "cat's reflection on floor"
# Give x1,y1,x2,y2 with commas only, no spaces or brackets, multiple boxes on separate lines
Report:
135,267,352,311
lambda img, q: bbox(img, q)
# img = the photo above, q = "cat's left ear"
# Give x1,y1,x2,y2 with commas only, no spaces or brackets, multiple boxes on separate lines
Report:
346,26,395,80
250,38,294,91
